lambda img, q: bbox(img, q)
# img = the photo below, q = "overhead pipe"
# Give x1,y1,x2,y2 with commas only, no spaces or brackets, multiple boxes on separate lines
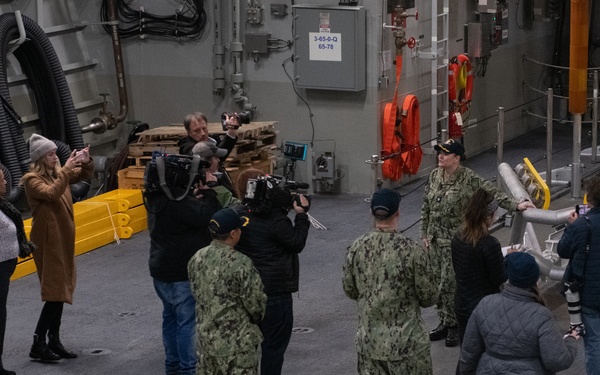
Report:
212,0,225,95
82,0,128,133
568,0,589,197
229,0,255,112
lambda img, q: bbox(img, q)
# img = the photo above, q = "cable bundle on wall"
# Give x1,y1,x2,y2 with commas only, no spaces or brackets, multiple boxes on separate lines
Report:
0,13,87,202
100,0,207,40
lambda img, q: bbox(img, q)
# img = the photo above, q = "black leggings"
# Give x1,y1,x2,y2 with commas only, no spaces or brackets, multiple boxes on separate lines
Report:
0,258,17,355
34,301,64,337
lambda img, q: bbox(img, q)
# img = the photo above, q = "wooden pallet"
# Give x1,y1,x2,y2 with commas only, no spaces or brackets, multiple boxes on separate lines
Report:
128,141,179,157
129,122,277,165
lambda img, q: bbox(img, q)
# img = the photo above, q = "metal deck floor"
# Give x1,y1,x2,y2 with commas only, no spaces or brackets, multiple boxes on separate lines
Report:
4,123,597,374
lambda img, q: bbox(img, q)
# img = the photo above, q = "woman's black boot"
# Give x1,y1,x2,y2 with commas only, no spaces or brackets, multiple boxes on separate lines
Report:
29,334,60,361
47,333,77,359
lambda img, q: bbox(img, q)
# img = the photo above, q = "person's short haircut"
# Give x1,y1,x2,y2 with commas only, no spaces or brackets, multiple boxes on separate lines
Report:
183,112,208,131
585,175,600,207
211,231,232,241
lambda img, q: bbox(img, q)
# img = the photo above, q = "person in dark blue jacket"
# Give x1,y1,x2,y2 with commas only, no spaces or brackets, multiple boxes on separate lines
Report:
146,164,220,375
558,175,600,375
234,171,310,375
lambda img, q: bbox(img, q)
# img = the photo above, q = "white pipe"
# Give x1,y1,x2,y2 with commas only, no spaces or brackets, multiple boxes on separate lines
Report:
525,248,565,281
213,1,225,95
8,10,27,53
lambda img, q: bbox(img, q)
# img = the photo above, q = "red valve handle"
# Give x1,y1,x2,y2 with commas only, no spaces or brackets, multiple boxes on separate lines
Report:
407,37,416,49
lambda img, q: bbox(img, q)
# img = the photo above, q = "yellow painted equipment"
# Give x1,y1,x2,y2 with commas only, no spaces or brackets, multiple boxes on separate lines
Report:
13,189,147,281
522,158,551,210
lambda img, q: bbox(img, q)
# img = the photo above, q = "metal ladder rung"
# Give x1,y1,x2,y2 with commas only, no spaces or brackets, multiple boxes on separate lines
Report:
437,64,448,70
437,12,448,18
437,89,448,96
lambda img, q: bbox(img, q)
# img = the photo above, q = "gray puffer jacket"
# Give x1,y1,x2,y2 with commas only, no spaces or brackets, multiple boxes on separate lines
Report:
459,283,577,375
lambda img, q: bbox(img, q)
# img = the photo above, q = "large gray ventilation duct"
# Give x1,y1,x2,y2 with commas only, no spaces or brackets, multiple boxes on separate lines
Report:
0,12,89,201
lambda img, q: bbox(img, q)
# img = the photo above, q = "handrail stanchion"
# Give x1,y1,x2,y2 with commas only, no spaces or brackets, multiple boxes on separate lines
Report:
572,113,582,198
593,70,599,164
497,107,505,189
547,88,553,186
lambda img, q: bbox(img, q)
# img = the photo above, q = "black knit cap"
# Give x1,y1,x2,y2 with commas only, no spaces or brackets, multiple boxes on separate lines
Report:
505,252,540,288
370,189,401,220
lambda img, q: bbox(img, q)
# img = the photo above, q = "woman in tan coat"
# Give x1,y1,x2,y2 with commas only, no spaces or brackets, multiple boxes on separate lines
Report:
21,133,94,362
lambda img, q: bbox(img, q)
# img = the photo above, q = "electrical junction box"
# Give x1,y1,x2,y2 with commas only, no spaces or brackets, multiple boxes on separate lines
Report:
477,0,497,13
292,5,366,91
468,22,491,58
246,33,270,54
270,4,288,17
315,152,335,180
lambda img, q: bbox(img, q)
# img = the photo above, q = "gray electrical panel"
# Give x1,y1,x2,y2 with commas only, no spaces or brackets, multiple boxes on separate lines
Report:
292,5,366,91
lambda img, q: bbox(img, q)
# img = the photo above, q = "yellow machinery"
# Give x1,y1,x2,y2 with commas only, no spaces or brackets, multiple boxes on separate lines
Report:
14,189,147,280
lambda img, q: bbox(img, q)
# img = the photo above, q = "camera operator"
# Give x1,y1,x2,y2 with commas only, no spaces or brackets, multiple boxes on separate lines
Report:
234,173,310,375
179,112,240,199
558,175,600,375
179,112,239,158
146,163,220,375
192,141,237,206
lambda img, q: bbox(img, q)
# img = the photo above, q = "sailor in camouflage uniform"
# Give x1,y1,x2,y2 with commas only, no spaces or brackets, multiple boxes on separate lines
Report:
420,139,534,347
188,208,267,375
343,189,438,375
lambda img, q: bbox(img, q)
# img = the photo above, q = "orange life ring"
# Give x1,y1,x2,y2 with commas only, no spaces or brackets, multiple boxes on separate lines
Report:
400,94,422,175
448,54,473,114
382,55,404,181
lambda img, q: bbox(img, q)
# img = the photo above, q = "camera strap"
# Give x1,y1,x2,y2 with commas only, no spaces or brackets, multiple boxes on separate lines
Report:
155,155,201,201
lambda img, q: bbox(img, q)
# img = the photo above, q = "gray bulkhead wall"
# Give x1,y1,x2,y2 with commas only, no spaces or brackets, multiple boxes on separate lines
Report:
74,0,555,193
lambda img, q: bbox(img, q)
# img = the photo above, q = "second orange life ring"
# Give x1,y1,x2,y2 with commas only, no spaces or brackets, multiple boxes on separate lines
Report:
448,54,473,114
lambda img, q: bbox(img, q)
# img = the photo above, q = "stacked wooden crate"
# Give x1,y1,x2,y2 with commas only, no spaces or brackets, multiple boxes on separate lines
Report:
119,121,277,189
15,189,147,280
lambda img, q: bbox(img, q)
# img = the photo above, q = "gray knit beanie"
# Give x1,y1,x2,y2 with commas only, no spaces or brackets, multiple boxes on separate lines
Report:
28,133,57,163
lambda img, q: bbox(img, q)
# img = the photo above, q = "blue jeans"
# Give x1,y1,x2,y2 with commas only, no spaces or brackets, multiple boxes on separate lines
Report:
259,293,293,375
153,279,197,375
582,305,600,375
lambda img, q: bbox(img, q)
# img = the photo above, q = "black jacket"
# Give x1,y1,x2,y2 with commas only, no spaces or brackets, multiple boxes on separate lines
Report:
451,233,506,320
235,206,310,295
178,134,238,159
179,134,239,197
558,206,600,309
147,189,220,282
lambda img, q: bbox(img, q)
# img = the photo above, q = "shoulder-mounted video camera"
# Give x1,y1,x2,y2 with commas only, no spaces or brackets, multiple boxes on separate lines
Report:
144,152,211,201
244,175,310,213
221,111,251,131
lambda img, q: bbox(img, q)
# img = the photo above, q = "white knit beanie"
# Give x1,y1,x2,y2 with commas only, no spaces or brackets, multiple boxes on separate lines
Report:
28,133,57,162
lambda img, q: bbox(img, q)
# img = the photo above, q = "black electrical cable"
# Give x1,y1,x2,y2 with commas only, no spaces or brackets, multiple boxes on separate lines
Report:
282,56,315,148
101,0,207,40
